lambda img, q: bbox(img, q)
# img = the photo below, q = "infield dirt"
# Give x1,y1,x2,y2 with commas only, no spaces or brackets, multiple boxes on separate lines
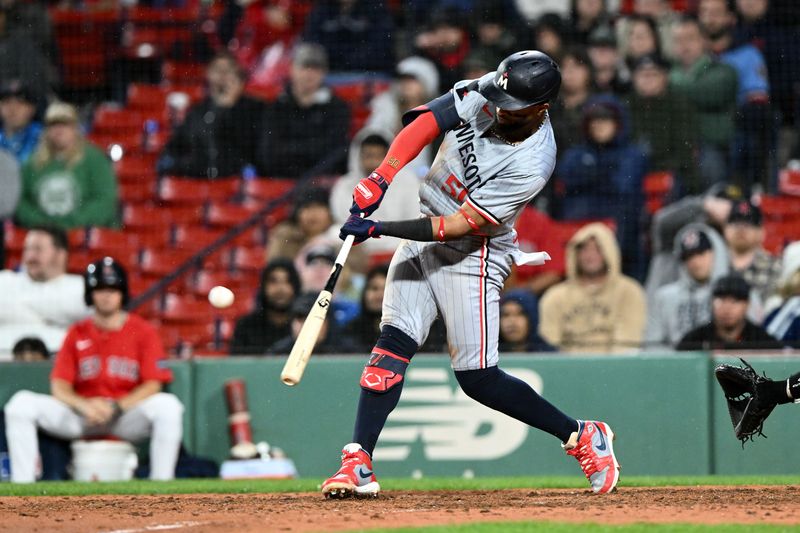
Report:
1,485,799,532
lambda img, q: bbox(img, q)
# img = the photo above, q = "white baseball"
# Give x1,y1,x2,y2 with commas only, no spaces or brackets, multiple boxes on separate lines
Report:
208,286,235,309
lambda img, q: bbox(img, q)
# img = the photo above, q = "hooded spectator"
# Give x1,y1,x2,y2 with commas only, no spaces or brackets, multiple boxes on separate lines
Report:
341,264,389,352
645,224,731,348
499,289,552,353
677,274,784,350
539,223,647,353
413,7,471,93
329,127,422,256
17,102,119,230
158,52,264,179
0,80,41,163
267,292,359,355
555,95,649,278
531,13,568,59
230,259,301,355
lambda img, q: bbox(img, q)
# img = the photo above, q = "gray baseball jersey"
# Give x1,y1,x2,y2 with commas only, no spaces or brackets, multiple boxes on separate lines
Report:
381,78,557,370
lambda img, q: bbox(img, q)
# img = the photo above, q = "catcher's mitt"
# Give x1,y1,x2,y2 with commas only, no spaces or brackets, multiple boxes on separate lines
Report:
714,358,776,443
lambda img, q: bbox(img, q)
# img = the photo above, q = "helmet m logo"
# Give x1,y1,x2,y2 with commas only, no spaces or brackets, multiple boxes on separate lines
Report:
497,72,508,90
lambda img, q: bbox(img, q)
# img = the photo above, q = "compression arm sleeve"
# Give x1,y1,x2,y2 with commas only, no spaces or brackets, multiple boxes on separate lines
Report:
375,111,441,181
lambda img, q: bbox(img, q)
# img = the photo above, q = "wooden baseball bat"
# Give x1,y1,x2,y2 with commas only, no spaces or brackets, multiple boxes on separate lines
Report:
280,234,356,386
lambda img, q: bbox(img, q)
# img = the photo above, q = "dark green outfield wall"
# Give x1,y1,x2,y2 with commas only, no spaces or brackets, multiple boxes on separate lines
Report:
2,353,798,477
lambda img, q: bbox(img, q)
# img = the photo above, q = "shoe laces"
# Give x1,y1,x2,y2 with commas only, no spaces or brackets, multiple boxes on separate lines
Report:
567,438,601,477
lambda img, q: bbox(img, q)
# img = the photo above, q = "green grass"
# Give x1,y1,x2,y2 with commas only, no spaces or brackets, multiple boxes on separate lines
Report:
0,475,798,497
350,523,800,533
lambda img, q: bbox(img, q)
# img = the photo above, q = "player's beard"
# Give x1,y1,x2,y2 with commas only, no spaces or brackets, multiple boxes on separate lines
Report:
492,116,540,143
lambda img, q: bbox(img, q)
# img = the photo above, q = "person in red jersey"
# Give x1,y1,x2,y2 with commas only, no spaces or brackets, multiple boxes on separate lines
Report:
3,257,184,482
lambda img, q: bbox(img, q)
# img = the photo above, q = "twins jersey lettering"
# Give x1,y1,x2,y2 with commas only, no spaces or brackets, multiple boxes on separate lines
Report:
382,79,557,370
51,314,171,399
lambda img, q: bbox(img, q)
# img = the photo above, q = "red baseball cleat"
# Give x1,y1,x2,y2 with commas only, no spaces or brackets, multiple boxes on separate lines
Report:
563,420,620,494
321,443,380,498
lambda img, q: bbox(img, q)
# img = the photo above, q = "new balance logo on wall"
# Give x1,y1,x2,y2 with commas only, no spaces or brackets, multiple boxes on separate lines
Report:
374,367,543,461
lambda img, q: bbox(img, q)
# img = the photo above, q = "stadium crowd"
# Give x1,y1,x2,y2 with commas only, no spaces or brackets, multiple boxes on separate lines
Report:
1,0,800,360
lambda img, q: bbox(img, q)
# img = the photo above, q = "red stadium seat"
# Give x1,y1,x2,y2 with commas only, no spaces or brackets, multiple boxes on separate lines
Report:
189,270,255,298
231,246,267,273
67,250,96,274
67,229,86,249
759,195,800,221
779,168,800,197
160,293,213,323
119,181,155,204
123,204,203,229
173,226,226,250
158,177,241,205
205,203,259,227
93,107,145,135
242,178,295,202
3,224,26,253
127,84,168,112
116,154,158,184
128,227,172,249
162,61,206,86
139,248,195,278
85,228,141,266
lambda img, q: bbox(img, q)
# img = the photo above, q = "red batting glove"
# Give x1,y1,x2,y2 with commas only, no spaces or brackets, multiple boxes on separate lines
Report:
350,172,390,216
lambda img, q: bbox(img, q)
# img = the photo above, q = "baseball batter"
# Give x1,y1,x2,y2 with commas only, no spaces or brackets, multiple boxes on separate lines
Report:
322,51,621,497
3,257,184,482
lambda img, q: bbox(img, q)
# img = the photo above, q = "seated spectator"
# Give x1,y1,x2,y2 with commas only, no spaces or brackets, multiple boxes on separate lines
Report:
669,16,738,188
624,54,698,193
16,102,119,230
644,182,743,302
413,7,471,93
3,258,184,482
226,0,311,73
329,128,422,256
0,80,41,163
676,274,784,350
619,14,663,71
499,289,551,353
724,199,781,321
0,226,90,355
567,0,614,45
12,336,48,362
0,146,20,268
646,225,730,348
616,0,680,60
294,242,360,324
555,96,648,278
0,8,53,105
366,55,439,140
268,187,334,262
302,0,393,74
735,0,800,134
512,207,565,295
256,43,350,178
230,259,301,356
341,264,388,352
765,242,800,346
699,0,773,191
539,223,646,353
531,13,568,59
549,47,596,156
267,292,359,355
586,26,631,95
462,48,498,80
467,0,520,69
158,52,264,179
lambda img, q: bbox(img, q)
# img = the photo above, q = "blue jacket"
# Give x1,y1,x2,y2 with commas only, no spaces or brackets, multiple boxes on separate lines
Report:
555,95,649,277
0,122,42,163
718,43,769,104
765,296,800,344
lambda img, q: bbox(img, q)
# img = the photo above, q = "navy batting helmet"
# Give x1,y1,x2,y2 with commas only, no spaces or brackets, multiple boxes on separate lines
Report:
477,50,561,110
84,257,129,307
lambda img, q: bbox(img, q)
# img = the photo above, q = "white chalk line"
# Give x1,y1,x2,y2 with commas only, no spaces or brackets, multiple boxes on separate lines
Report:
100,520,207,533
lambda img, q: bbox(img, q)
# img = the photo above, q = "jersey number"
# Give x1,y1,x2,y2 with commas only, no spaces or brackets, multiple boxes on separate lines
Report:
442,174,467,202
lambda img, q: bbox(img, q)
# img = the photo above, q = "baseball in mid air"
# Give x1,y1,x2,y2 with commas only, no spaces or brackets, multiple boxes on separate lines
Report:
208,286,235,309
